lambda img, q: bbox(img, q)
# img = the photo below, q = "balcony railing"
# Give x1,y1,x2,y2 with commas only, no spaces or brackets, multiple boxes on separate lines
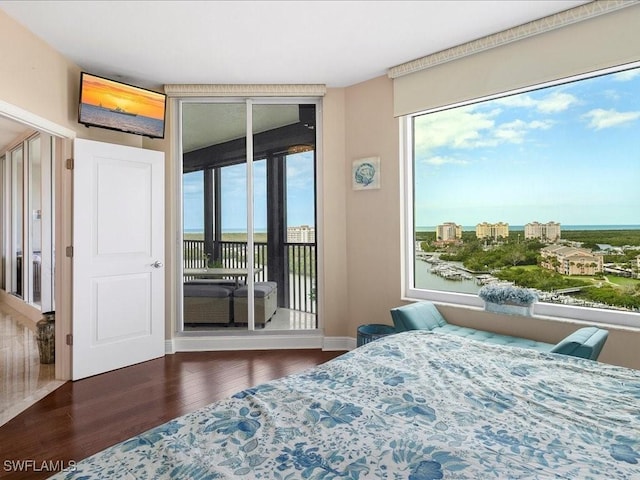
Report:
287,243,316,314
183,239,316,313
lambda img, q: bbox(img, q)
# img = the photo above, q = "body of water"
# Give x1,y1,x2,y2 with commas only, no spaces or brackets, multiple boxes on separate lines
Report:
80,104,164,138
414,254,480,294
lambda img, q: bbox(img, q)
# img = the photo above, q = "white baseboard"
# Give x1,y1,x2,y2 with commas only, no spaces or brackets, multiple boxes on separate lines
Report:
165,335,356,354
323,336,356,351
165,339,176,354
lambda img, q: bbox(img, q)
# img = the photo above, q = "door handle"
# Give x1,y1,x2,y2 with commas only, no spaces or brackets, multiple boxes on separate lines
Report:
151,261,164,268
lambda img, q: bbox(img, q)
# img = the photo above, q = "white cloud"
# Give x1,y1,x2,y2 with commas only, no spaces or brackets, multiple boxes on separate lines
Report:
415,106,555,155
494,120,527,143
493,95,537,109
422,156,469,166
491,119,550,144
529,120,553,130
583,108,640,130
536,92,578,113
603,89,620,101
612,69,640,82
494,91,578,113
414,107,496,151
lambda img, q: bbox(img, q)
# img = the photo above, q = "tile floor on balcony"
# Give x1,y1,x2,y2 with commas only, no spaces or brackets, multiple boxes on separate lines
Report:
263,308,317,330
0,303,64,427
183,307,317,332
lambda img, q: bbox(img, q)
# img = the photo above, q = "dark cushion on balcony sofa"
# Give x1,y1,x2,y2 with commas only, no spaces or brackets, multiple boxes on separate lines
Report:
184,283,234,298
233,281,277,298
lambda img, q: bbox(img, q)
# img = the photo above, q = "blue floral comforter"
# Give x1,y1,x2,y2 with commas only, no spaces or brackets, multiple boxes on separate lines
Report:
51,331,640,479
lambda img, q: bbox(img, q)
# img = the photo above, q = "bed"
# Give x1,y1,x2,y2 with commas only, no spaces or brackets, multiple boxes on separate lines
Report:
51,331,640,479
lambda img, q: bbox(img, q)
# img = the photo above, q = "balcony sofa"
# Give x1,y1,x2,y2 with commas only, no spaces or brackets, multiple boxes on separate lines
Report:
183,283,235,325
390,301,609,361
233,281,278,327
183,281,277,327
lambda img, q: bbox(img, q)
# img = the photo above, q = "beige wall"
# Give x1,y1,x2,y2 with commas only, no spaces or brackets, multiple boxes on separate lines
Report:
319,89,350,336
342,76,402,336
0,10,77,133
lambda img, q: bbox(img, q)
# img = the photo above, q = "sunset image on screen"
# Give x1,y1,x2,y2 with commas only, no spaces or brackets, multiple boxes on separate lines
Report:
81,75,165,120
79,73,166,138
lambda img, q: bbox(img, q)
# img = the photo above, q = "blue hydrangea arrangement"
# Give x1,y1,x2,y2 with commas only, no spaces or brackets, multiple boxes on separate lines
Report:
478,284,538,306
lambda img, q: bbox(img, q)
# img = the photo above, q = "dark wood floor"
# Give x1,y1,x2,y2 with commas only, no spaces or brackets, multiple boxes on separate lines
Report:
0,349,345,480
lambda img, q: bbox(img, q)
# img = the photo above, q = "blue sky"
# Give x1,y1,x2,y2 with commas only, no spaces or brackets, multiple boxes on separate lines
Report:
414,66,640,227
183,151,315,232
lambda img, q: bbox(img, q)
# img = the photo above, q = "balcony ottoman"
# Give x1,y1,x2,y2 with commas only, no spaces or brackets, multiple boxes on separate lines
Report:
233,281,278,327
183,283,234,325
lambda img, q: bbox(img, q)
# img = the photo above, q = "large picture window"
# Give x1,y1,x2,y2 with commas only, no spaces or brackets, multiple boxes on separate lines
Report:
403,63,640,327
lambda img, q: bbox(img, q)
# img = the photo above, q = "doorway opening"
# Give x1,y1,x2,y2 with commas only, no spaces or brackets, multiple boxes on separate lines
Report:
0,101,75,424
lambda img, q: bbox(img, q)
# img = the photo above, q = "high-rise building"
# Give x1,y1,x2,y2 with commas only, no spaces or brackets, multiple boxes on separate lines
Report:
525,221,561,241
287,225,315,243
436,222,462,242
476,222,509,239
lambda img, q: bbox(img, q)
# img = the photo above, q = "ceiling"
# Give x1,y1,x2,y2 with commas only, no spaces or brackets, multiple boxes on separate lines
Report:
0,0,589,151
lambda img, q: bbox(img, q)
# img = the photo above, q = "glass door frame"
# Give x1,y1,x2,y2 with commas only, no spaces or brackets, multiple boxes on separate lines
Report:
175,96,322,335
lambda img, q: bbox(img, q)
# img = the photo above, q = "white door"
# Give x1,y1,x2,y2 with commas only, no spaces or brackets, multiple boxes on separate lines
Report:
72,138,164,380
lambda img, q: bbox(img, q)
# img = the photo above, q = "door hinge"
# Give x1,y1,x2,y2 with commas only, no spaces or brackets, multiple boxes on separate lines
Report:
66,158,74,170
66,334,73,346
66,246,73,257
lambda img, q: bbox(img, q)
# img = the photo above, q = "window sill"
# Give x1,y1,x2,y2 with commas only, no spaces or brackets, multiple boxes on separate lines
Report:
403,290,640,330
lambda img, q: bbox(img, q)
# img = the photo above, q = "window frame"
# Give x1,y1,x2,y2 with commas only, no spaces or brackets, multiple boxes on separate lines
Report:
401,62,640,329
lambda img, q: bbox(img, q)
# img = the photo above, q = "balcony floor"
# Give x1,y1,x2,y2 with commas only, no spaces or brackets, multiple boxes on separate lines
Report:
183,307,317,332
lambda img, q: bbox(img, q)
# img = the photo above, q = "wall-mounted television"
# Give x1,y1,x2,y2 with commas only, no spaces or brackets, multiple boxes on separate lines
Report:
78,72,166,139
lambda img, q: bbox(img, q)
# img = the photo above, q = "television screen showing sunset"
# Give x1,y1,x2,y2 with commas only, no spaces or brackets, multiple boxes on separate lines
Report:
80,73,164,119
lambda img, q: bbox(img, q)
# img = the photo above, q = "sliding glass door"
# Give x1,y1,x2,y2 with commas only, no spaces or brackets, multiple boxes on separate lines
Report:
180,99,318,333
